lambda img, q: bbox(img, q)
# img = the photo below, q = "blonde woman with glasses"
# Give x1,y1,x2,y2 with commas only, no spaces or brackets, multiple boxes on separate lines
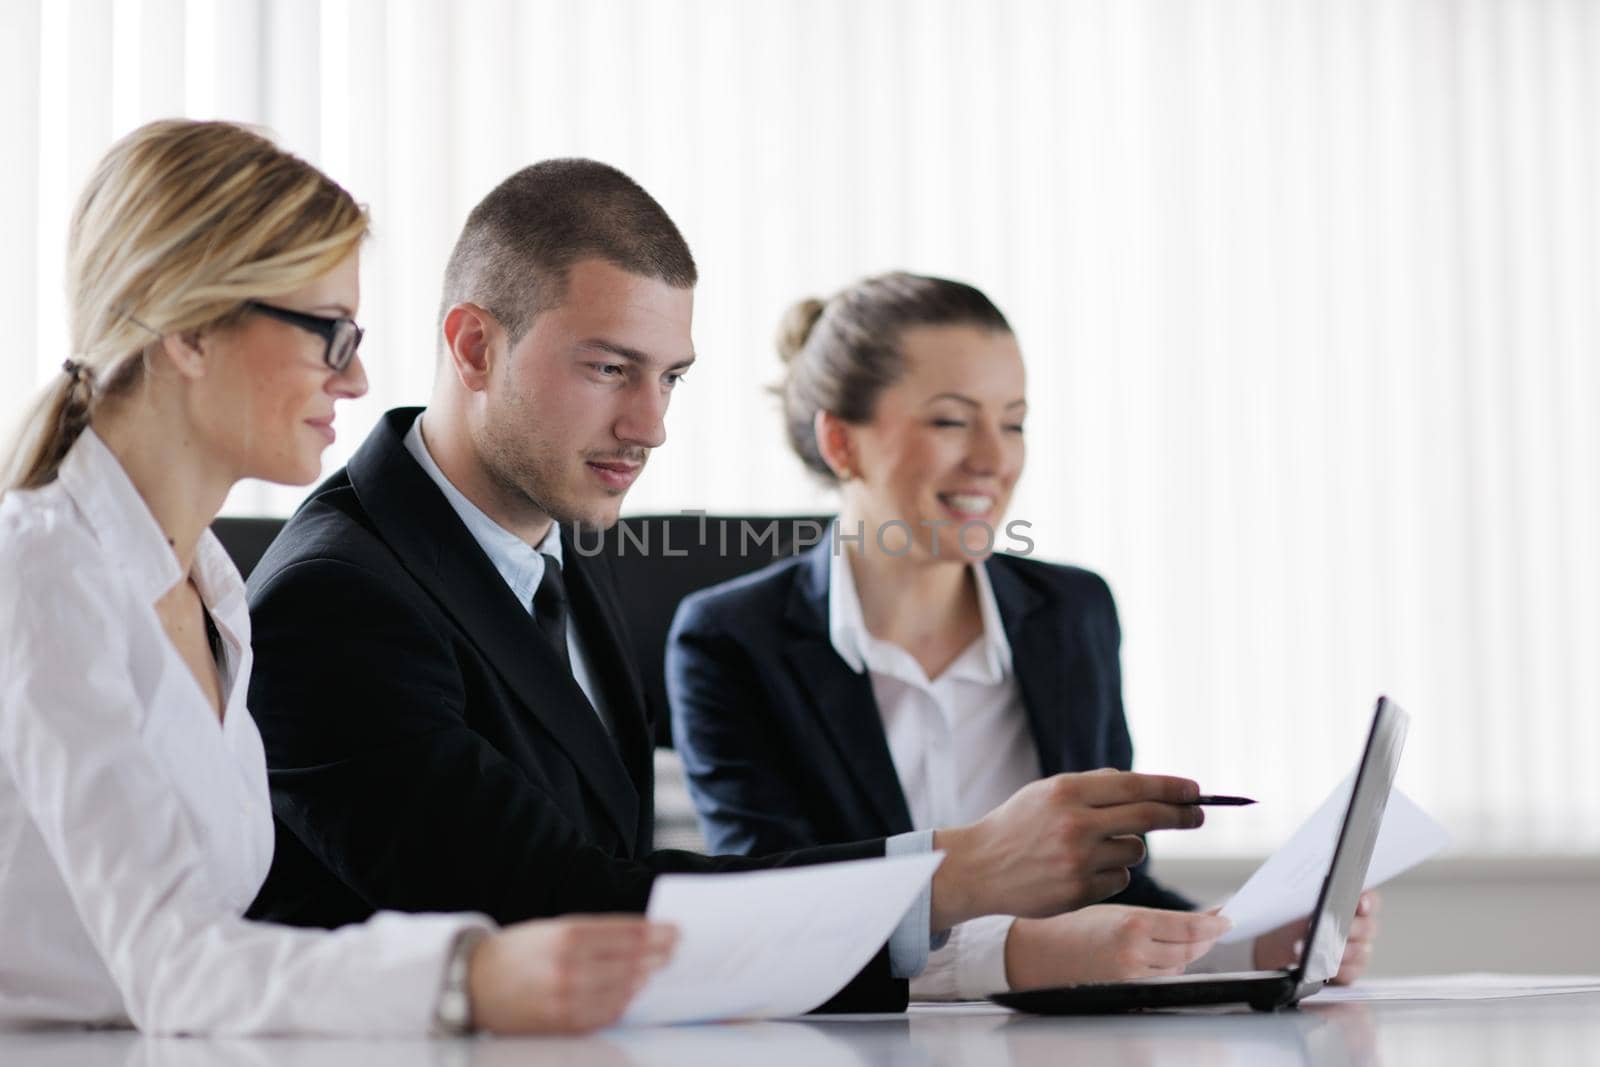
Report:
0,119,674,1036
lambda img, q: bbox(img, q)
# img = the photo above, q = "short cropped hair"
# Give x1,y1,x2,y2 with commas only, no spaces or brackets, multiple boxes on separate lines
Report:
438,158,697,345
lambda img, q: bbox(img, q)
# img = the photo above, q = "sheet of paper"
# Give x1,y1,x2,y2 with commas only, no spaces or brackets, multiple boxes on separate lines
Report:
1217,779,1449,943
622,851,944,1026
1310,973,1600,1003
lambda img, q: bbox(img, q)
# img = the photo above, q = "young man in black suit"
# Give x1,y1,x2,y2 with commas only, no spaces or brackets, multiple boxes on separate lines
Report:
244,159,1207,1013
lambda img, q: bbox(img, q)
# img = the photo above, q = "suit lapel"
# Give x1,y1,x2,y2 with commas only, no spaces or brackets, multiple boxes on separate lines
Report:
990,557,1084,778
783,545,915,835
346,409,639,845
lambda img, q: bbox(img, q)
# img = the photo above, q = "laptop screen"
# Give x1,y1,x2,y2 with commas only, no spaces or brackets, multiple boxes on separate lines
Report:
1296,697,1410,985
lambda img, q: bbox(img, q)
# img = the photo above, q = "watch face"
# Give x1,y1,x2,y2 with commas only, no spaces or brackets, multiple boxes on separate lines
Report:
437,988,472,1032
435,929,483,1034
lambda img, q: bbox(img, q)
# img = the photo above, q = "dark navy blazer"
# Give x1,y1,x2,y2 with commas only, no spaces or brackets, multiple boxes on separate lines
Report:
666,541,1192,912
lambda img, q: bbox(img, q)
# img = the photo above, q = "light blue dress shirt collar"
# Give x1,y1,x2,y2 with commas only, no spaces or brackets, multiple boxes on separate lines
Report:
403,413,561,612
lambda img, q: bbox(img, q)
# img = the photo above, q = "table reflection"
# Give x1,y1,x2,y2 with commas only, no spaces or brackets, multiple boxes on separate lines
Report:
6,992,1600,1067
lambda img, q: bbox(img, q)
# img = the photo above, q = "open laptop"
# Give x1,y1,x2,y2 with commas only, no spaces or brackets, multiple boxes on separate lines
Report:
991,695,1409,1015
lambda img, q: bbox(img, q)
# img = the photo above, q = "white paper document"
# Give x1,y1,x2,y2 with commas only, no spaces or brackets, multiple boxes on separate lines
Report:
1218,779,1450,943
622,851,944,1026
1311,973,1600,1003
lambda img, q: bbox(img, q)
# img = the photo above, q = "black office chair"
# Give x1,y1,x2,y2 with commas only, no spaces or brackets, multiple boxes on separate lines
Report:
592,515,828,746
210,513,830,748
211,517,286,582
213,512,823,851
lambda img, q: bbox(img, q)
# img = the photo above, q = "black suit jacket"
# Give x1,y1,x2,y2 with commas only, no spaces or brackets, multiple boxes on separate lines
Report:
245,409,904,1011
666,541,1192,913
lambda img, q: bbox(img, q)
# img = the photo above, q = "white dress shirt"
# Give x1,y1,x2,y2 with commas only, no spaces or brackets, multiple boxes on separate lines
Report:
403,416,611,733
0,430,488,1035
829,549,1039,999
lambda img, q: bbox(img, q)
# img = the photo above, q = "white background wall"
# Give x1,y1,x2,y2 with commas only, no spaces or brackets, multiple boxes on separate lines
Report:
3,0,1596,895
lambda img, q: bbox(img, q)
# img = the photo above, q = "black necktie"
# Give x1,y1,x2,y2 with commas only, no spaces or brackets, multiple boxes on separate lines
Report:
532,553,572,672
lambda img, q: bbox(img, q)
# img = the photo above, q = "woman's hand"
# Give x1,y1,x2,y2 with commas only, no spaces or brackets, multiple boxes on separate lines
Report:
468,916,677,1034
1003,905,1231,990
1252,890,1381,985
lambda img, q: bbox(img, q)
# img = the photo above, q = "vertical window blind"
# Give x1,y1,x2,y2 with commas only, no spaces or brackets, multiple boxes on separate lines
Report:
3,0,1595,857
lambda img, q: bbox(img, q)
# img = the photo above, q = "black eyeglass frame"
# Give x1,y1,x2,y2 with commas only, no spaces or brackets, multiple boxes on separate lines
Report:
245,300,364,372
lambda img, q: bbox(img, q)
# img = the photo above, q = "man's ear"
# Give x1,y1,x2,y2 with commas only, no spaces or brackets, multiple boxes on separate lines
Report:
157,330,207,380
814,410,859,481
442,303,501,392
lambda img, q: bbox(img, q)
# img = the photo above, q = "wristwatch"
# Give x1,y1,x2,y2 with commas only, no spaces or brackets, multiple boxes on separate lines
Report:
433,927,488,1035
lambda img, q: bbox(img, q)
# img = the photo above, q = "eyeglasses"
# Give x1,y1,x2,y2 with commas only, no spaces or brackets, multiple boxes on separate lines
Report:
245,300,364,372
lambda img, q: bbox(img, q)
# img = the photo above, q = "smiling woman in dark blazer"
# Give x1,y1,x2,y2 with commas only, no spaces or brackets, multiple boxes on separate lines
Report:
666,272,1379,999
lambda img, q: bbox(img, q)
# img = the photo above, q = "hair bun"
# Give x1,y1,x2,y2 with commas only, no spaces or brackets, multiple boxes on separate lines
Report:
775,297,826,364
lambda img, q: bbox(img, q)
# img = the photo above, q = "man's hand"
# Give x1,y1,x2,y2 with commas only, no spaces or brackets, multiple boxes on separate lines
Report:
468,916,677,1034
1004,905,1232,991
1252,890,1382,985
929,769,1203,931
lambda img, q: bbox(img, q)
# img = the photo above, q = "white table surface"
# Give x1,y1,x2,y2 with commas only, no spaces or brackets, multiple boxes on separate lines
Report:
4,991,1597,1066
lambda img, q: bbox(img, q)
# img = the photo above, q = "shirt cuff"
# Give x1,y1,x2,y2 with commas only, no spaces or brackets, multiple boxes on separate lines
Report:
885,830,944,978
910,914,1017,1000
957,914,1015,995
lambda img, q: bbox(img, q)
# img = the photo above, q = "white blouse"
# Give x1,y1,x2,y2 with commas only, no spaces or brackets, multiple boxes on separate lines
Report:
828,548,1037,999
0,430,487,1035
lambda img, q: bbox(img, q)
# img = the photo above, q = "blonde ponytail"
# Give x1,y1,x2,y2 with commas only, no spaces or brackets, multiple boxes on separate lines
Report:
3,119,367,493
